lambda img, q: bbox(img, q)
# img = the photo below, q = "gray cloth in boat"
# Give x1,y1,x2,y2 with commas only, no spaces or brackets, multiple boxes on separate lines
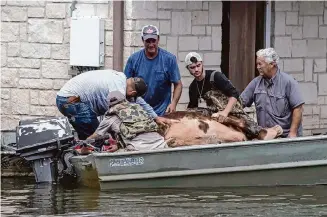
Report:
95,113,167,151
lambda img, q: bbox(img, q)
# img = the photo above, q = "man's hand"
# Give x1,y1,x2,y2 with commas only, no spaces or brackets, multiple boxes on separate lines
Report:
106,144,119,152
166,103,177,114
212,110,229,118
155,116,179,125
287,132,297,138
212,110,229,123
87,133,98,140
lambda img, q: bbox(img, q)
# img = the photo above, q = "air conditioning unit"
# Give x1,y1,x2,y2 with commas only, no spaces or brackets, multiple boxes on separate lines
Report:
70,16,105,67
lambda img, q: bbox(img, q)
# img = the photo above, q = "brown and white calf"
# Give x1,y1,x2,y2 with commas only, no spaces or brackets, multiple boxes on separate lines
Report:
158,111,283,147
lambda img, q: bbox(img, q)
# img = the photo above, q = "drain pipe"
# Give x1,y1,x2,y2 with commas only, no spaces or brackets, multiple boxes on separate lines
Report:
265,0,272,48
113,1,124,72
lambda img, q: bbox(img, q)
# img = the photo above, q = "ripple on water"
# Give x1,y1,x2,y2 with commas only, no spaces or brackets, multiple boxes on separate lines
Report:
299,197,317,201
176,194,190,197
2,195,28,200
6,190,30,194
222,194,243,198
118,198,148,203
144,195,181,199
277,194,296,197
1,206,18,214
197,195,219,199
251,194,270,197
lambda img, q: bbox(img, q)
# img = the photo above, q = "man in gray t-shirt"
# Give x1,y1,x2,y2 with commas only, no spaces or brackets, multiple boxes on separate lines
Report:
241,48,305,138
56,69,172,140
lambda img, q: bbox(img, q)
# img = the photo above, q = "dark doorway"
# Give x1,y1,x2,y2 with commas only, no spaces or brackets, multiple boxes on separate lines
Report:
221,1,266,91
255,1,266,77
221,1,230,79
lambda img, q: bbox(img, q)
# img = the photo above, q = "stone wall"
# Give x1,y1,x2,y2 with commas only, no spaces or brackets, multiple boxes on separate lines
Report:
123,1,222,111
273,1,327,135
1,0,222,136
1,0,114,133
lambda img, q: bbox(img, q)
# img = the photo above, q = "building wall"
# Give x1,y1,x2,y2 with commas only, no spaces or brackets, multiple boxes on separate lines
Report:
273,1,327,135
0,1,223,143
1,0,114,132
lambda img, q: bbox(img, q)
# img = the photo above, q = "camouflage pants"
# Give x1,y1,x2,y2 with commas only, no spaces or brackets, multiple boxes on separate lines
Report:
202,89,261,139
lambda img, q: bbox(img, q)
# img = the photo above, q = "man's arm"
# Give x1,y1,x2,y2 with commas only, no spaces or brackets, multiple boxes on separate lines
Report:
88,115,121,152
240,78,257,108
211,72,239,117
187,83,198,108
223,97,238,115
166,55,182,113
87,115,117,139
213,71,240,99
172,81,182,105
166,80,183,113
286,79,305,137
123,56,134,78
136,96,178,125
289,105,303,137
135,97,158,119
87,133,100,140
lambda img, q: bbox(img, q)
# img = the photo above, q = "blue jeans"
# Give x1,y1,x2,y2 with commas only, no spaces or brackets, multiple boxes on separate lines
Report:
56,95,99,140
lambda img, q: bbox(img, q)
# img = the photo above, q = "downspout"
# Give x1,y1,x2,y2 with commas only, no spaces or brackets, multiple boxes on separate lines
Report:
265,0,272,48
113,0,124,72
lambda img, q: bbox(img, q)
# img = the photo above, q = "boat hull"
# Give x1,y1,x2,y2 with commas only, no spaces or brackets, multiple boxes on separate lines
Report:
70,135,327,190
98,164,327,190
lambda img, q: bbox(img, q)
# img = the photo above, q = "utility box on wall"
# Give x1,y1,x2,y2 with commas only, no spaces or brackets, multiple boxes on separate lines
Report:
70,17,105,67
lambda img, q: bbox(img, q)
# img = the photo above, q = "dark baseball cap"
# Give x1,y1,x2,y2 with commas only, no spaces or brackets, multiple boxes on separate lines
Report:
133,77,148,97
141,25,159,40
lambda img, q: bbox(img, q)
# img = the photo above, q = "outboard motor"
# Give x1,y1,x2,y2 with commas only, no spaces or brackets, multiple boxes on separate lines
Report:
15,117,75,183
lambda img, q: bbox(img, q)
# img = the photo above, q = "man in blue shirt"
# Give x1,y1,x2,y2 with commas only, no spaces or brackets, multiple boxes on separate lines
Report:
124,25,183,116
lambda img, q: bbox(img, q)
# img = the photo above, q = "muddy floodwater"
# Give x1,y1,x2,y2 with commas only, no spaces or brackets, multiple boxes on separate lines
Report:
1,177,327,217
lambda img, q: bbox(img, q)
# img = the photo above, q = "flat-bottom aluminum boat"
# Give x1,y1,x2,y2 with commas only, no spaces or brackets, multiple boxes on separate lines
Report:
70,135,327,190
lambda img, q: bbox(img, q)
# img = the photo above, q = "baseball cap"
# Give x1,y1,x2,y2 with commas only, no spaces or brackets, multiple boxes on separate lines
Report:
133,77,148,97
141,25,159,41
185,52,203,66
107,91,126,107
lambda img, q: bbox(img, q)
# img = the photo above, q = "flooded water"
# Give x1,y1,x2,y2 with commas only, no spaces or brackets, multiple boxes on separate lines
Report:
1,177,327,217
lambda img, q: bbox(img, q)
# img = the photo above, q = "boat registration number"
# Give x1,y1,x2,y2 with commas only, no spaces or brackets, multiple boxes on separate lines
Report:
109,157,144,167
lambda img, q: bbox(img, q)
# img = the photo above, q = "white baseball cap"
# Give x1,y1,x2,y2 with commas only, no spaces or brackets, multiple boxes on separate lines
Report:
185,52,203,66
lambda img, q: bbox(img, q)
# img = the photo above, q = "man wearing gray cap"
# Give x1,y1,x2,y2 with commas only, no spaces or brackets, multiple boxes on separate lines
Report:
89,91,167,151
124,25,182,116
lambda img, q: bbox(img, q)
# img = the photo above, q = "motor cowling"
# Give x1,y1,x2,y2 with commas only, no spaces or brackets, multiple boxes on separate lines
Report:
16,117,75,183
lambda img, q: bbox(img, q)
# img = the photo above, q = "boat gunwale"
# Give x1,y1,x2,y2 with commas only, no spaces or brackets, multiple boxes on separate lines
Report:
90,135,327,158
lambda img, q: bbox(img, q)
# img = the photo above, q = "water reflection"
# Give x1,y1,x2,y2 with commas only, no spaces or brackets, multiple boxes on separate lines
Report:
1,177,327,216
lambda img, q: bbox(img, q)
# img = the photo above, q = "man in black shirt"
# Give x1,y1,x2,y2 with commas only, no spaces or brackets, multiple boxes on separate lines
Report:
185,52,262,139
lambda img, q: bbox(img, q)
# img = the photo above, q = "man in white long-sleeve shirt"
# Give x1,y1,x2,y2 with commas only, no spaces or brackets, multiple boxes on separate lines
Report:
56,69,170,139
